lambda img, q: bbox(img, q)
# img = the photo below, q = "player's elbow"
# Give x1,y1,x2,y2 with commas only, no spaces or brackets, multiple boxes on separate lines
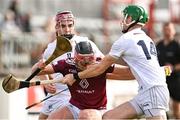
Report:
94,64,106,74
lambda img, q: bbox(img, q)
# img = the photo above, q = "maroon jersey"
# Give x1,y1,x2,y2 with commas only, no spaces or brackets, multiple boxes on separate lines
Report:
52,58,114,110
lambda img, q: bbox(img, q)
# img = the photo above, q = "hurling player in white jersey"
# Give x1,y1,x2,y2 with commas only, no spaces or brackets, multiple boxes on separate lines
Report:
35,11,104,120
63,5,170,120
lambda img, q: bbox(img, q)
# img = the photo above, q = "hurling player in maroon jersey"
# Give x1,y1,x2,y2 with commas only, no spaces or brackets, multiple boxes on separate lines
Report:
32,41,135,120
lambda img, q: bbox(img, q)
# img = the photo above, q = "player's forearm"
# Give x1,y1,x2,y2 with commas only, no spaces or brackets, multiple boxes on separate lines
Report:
77,55,116,79
106,73,135,80
106,69,135,80
107,65,135,80
38,65,54,75
78,64,106,79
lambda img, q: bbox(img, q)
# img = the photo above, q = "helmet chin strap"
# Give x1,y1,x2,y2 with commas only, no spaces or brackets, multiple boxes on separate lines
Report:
62,34,74,40
122,20,139,33
122,14,140,33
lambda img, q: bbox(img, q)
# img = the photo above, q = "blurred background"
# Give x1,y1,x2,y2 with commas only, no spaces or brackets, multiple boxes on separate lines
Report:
0,0,179,119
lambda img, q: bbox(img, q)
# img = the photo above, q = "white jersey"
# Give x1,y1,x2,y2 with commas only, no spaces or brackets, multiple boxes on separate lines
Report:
109,28,167,93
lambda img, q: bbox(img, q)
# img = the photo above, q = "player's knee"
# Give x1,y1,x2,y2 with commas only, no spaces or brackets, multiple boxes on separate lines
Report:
102,111,111,119
174,111,180,119
79,109,102,120
38,113,48,120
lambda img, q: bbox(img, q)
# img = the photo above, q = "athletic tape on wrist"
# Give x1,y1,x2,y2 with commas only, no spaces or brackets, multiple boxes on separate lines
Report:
73,73,81,81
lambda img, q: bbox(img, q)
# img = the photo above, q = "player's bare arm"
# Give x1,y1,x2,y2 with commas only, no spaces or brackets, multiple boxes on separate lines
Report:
78,55,116,79
32,59,55,75
106,65,135,80
107,65,172,80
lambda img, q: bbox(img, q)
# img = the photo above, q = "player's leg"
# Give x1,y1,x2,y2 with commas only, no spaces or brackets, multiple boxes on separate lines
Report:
47,106,74,119
47,102,80,119
167,79,180,119
38,99,51,120
39,113,48,120
144,108,167,120
143,86,169,120
102,101,138,119
39,95,69,120
172,100,180,118
79,109,104,120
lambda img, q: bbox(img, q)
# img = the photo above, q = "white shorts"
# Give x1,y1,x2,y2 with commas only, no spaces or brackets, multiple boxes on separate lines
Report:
66,103,81,119
41,94,70,115
129,86,170,117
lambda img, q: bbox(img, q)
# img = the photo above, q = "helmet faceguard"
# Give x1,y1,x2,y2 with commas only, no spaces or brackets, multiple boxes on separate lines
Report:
74,42,95,69
55,11,75,39
122,5,148,33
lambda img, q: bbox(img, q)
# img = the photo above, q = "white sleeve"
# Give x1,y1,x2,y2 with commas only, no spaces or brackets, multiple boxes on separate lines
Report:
109,37,126,58
42,41,56,59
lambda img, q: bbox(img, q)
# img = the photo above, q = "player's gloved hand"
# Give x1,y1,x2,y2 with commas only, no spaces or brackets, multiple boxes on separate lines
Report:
44,83,56,94
164,65,172,76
